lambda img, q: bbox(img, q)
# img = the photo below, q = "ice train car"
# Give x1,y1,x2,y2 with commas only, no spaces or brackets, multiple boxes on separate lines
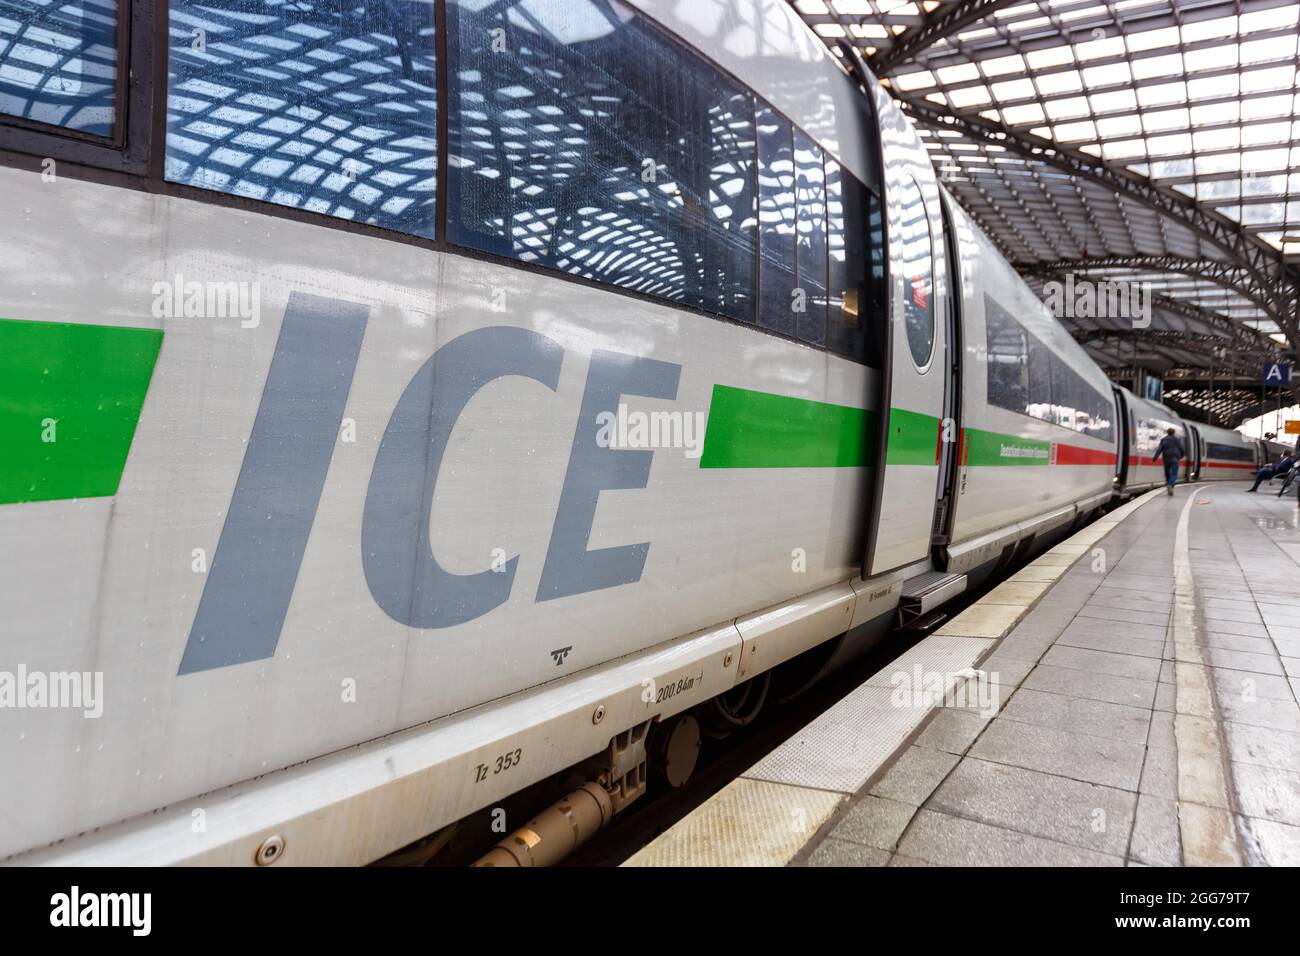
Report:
0,0,1264,865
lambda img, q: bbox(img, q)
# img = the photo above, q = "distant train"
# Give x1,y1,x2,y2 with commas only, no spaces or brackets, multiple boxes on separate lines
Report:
1113,388,1272,492
0,0,1281,866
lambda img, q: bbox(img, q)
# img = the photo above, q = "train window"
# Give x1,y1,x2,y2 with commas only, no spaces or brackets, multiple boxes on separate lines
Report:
0,0,119,136
985,296,1027,411
825,156,868,362
756,105,797,336
1051,356,1114,442
898,175,933,369
793,129,828,346
165,0,438,238
986,294,1113,441
1027,339,1052,419
1206,441,1254,463
446,0,756,322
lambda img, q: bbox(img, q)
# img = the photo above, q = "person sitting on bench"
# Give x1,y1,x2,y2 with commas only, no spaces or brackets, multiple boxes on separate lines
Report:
1248,452,1296,492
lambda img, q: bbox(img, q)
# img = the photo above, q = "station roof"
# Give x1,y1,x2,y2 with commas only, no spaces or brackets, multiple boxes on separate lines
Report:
793,0,1300,425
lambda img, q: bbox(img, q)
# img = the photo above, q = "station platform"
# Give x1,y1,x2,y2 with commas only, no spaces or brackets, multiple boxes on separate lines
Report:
625,481,1300,867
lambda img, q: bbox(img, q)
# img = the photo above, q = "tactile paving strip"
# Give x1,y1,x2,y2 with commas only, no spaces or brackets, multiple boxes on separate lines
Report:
621,778,843,867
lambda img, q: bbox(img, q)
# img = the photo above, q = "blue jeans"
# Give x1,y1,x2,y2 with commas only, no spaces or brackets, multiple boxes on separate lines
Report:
1249,466,1274,491
1163,459,1180,489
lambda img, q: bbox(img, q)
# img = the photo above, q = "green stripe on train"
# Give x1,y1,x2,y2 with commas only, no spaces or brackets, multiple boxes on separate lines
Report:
698,386,943,469
699,386,1060,470
0,318,163,504
883,407,940,465
963,427,1051,466
699,384,872,468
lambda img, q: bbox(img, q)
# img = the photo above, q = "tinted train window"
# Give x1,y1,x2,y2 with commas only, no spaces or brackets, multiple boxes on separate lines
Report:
446,0,756,322
793,128,827,346
166,0,438,237
825,156,867,362
1051,354,1114,441
986,294,1113,442
1027,339,1051,419
898,175,933,368
985,296,1027,412
756,105,796,337
0,0,118,136
1206,441,1253,462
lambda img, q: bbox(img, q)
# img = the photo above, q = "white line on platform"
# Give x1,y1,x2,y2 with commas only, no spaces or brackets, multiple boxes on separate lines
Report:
1171,487,1246,866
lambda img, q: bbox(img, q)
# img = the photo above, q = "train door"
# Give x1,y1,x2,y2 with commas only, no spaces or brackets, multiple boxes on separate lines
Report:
1113,387,1130,486
1187,425,1202,481
861,134,949,575
931,193,963,555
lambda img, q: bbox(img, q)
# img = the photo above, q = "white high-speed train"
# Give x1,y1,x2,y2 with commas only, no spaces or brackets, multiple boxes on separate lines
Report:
0,0,1271,865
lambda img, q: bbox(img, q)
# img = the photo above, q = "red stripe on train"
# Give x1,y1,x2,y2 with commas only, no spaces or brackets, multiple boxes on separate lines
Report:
1128,455,1192,466
1054,444,1117,465
1200,461,1257,470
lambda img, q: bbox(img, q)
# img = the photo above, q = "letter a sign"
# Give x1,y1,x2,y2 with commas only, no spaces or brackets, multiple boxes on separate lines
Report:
1263,363,1292,385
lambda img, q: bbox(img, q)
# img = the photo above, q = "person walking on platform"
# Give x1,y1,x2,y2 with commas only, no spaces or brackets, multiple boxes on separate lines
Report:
1247,451,1296,492
1152,427,1185,496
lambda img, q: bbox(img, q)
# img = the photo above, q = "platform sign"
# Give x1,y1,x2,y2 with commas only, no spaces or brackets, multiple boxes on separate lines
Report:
1286,421,1300,435
1263,362,1292,384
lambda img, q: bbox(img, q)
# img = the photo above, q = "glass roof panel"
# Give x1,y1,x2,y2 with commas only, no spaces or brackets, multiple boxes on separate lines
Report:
791,0,1299,392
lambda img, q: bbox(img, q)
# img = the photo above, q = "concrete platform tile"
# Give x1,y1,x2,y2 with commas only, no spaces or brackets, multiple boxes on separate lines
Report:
968,717,1146,791
928,757,1136,857
868,746,960,806
1076,604,1171,627
1206,646,1286,677
829,794,917,851
1237,816,1300,867
1085,594,1173,615
1128,794,1182,867
913,708,992,756
976,652,1036,689
1212,667,1298,703
1230,762,1300,827
1022,663,1157,708
937,603,1027,639
982,580,1052,606
1222,721,1300,773
1138,744,1178,800
1042,644,1162,681
1217,693,1300,734
998,686,1152,745
1147,708,1176,751
1201,605,1264,625
1203,631,1278,654
1012,564,1069,584
896,808,1122,867
1200,618,1270,639
803,838,890,867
